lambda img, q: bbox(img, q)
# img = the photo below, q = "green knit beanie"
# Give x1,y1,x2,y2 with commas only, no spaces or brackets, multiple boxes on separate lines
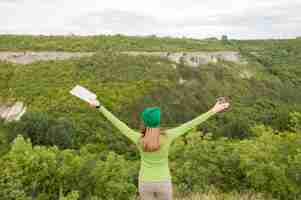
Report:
141,107,161,128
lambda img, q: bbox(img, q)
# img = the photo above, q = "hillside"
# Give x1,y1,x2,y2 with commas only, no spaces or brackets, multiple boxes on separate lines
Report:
0,35,301,200
0,35,234,52
1,36,300,134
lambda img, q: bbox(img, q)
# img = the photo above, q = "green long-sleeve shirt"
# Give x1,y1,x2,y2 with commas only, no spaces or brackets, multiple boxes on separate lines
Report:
98,106,216,182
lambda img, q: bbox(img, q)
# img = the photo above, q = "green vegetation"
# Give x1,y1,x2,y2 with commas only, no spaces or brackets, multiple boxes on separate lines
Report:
0,34,234,52
1,125,301,199
0,35,301,199
8,112,75,149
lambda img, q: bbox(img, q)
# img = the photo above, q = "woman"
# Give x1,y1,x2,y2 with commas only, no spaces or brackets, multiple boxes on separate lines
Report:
89,97,230,200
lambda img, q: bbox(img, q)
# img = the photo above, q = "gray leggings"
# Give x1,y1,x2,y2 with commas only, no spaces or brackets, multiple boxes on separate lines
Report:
139,180,173,200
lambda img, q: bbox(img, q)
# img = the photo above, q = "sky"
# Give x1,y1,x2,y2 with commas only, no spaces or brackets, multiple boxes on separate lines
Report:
1,0,300,39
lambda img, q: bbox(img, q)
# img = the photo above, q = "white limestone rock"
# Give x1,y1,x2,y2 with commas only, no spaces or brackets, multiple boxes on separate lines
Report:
0,102,27,122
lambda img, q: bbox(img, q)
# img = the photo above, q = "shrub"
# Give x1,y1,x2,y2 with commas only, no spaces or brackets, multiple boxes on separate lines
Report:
9,112,75,149
238,125,301,199
170,125,301,199
289,112,301,132
0,135,137,200
170,131,244,194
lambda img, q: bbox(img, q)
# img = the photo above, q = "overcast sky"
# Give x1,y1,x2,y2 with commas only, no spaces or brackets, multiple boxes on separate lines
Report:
1,0,300,39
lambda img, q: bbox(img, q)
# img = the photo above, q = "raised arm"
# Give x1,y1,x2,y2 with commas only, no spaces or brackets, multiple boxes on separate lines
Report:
97,105,141,144
165,109,216,141
166,98,230,141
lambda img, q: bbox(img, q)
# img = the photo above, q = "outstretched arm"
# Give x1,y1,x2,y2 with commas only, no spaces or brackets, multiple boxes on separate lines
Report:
89,99,140,144
98,106,141,144
166,98,230,141
165,109,216,141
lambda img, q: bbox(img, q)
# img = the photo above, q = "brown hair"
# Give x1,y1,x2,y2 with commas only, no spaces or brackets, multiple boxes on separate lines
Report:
140,124,161,152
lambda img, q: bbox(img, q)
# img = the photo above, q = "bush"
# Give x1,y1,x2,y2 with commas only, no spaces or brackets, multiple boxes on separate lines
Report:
238,125,301,199
170,131,244,194
2,124,301,199
9,112,75,149
47,117,75,149
170,124,301,199
0,165,30,200
0,121,10,156
0,136,137,200
216,115,251,139
289,112,301,132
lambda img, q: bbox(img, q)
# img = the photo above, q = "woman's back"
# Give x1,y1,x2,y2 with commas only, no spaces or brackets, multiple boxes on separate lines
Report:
138,135,172,181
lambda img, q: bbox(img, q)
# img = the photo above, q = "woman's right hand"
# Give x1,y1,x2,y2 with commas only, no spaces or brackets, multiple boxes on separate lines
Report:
211,97,230,113
88,98,100,108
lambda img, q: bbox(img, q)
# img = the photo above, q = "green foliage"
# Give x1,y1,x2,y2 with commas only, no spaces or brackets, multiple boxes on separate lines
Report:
0,136,60,200
0,162,30,200
8,112,75,149
0,136,137,200
1,39,301,141
0,120,10,156
1,35,301,199
170,125,301,199
0,62,17,102
238,125,301,199
221,35,228,41
59,191,79,200
2,123,301,199
170,131,244,194
0,34,233,52
175,189,271,200
221,35,229,45
289,112,301,132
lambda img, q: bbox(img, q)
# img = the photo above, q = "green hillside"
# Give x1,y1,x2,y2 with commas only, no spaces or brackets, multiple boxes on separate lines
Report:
0,34,233,52
0,35,301,200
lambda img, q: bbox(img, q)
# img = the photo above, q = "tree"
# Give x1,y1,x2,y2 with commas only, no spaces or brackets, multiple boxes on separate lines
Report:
221,35,228,42
9,112,74,149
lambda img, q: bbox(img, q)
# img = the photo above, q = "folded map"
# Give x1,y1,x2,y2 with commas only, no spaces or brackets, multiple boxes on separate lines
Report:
70,85,97,103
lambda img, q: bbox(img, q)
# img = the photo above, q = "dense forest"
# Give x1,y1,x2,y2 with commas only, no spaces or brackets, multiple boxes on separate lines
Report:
0,35,301,200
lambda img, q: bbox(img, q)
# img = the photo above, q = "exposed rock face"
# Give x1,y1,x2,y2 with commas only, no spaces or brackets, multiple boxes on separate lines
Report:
124,51,245,67
0,102,26,122
0,52,94,64
0,51,244,66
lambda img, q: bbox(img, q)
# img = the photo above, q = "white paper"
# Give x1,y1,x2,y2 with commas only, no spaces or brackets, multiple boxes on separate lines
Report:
70,85,97,103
